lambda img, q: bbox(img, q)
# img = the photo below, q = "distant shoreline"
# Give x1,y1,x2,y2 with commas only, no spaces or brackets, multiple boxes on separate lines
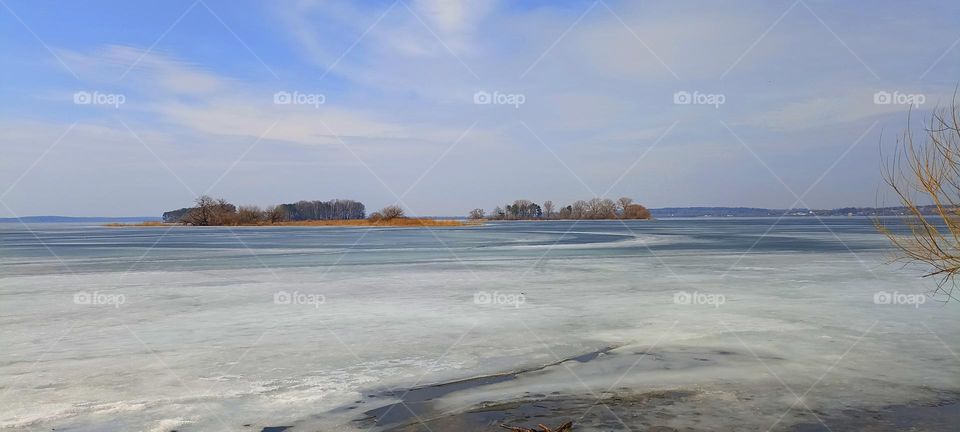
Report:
102,218,479,228
0,205,935,224
0,214,917,224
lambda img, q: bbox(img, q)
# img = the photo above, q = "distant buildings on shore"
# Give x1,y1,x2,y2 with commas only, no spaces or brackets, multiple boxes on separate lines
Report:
649,206,941,218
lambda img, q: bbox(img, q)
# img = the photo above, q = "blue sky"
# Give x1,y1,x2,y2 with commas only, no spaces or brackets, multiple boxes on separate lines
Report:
1,0,958,216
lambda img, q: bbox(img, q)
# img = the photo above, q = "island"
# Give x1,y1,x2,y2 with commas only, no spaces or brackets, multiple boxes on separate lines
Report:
108,196,656,228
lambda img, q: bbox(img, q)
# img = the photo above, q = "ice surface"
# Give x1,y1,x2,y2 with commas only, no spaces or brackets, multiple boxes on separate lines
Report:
0,219,957,431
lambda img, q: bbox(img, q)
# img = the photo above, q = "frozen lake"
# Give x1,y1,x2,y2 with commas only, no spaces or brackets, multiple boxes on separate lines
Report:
1,218,957,431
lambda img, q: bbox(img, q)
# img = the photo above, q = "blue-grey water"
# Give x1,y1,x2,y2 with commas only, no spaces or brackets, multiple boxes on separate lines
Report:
0,218,894,274
0,218,956,431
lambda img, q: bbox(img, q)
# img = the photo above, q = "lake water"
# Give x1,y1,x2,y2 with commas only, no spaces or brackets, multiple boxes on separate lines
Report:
1,218,957,431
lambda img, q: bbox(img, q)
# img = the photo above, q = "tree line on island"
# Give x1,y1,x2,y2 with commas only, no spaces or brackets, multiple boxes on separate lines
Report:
162,196,380,226
469,197,651,220
160,196,466,227
160,195,650,226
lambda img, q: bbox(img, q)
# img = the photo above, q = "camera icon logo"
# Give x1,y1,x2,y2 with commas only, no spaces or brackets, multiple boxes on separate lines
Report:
873,91,892,105
873,291,893,304
673,291,692,305
73,91,92,105
74,291,92,305
473,291,492,305
274,290,292,305
673,91,692,105
473,91,492,105
274,91,292,105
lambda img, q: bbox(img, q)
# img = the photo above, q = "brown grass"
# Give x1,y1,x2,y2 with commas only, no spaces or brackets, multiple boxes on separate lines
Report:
274,218,477,227
105,218,478,228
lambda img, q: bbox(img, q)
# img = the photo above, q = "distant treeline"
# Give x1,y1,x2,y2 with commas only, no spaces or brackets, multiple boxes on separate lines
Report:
649,206,945,218
468,197,651,220
280,199,365,220
162,196,365,225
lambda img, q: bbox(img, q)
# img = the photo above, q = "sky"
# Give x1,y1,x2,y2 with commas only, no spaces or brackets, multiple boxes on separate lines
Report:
1,0,958,217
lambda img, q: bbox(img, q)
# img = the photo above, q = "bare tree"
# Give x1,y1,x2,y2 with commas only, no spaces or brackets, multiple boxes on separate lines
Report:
180,196,215,226
181,195,236,226
468,208,485,219
216,198,238,225
600,198,618,218
380,205,405,220
570,200,587,219
237,205,263,225
585,198,617,219
617,197,633,215
264,205,288,224
543,201,554,219
878,97,960,302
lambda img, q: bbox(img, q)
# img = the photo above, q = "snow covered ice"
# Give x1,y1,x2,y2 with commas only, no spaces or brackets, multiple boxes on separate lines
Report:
0,219,957,431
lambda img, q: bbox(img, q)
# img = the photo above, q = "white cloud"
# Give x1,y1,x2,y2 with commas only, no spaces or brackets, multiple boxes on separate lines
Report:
63,45,226,95
413,0,497,52
58,47,486,150
741,87,945,132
